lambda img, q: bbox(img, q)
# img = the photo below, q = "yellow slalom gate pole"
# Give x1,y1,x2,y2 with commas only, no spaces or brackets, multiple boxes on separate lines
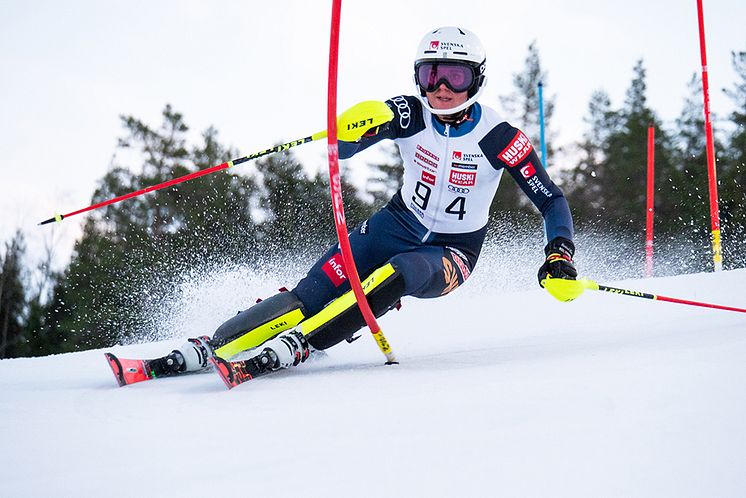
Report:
696,0,724,271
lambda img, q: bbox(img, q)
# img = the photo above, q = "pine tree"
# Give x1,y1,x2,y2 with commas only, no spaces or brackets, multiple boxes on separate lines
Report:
590,60,677,235
562,89,621,221
115,104,191,240
720,47,746,268
254,149,374,257
500,41,557,155
169,125,258,263
493,41,557,218
50,105,259,349
20,231,64,357
646,73,728,272
665,75,715,233
255,151,334,255
365,143,404,208
0,232,27,358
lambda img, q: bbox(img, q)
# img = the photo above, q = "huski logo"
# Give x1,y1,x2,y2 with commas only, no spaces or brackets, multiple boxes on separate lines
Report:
449,170,476,187
499,131,533,166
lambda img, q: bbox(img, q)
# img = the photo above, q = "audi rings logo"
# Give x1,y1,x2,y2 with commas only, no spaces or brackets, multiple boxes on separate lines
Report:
390,96,411,129
448,185,470,194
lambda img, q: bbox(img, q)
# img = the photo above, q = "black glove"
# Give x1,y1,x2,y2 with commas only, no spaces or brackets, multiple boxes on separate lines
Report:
361,121,390,139
538,237,577,287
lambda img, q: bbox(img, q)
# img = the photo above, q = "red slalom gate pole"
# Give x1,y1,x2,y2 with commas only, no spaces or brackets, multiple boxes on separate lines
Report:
645,125,655,277
696,0,724,271
326,0,397,364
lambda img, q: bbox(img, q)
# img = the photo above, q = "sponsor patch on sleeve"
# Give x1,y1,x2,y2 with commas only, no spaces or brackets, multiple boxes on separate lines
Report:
520,162,536,179
498,130,533,167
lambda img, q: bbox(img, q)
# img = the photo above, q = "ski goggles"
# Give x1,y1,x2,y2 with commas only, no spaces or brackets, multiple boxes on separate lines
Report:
415,62,476,93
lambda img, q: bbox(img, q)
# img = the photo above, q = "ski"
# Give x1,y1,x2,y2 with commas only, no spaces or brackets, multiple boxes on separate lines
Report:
106,334,314,389
104,352,182,387
105,353,156,386
104,349,273,389
104,336,213,387
211,331,315,390
210,351,280,390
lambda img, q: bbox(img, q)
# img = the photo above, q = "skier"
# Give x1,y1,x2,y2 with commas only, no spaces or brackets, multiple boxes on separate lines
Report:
159,26,578,378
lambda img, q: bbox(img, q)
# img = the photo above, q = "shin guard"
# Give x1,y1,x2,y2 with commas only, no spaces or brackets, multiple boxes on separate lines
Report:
301,263,404,350
212,291,306,359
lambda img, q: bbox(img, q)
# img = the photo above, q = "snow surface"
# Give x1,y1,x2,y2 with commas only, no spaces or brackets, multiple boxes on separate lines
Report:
1,269,745,497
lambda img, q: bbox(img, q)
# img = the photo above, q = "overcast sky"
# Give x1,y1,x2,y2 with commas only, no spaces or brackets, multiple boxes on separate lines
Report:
1,0,745,268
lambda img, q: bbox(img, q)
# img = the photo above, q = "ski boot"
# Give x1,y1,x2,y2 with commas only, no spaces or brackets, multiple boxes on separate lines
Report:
210,330,321,389
248,330,311,373
155,335,214,375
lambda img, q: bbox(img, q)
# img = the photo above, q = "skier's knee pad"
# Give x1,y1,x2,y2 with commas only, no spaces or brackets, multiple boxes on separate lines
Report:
301,263,404,350
212,291,306,359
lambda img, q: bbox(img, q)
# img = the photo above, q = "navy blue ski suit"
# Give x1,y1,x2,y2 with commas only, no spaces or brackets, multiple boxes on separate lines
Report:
292,95,574,316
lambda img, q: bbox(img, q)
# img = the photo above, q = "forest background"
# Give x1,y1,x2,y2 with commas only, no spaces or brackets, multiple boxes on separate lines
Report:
1,43,745,359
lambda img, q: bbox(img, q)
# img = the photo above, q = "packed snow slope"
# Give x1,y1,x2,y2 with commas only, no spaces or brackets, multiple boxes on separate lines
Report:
1,269,745,498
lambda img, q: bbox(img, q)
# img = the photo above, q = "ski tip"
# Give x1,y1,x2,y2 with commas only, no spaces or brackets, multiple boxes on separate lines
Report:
104,353,127,387
209,357,236,390
104,353,153,386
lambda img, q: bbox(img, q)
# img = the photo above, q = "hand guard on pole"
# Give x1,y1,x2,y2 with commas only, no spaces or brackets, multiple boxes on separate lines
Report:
336,100,394,142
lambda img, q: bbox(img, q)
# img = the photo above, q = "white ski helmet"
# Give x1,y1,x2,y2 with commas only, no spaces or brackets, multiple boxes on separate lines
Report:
414,27,487,115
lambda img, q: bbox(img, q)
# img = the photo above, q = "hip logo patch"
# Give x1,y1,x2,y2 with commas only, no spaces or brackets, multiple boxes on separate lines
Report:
322,253,347,287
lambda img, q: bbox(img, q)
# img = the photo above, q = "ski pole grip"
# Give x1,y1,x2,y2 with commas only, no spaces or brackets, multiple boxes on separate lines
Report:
337,101,394,142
